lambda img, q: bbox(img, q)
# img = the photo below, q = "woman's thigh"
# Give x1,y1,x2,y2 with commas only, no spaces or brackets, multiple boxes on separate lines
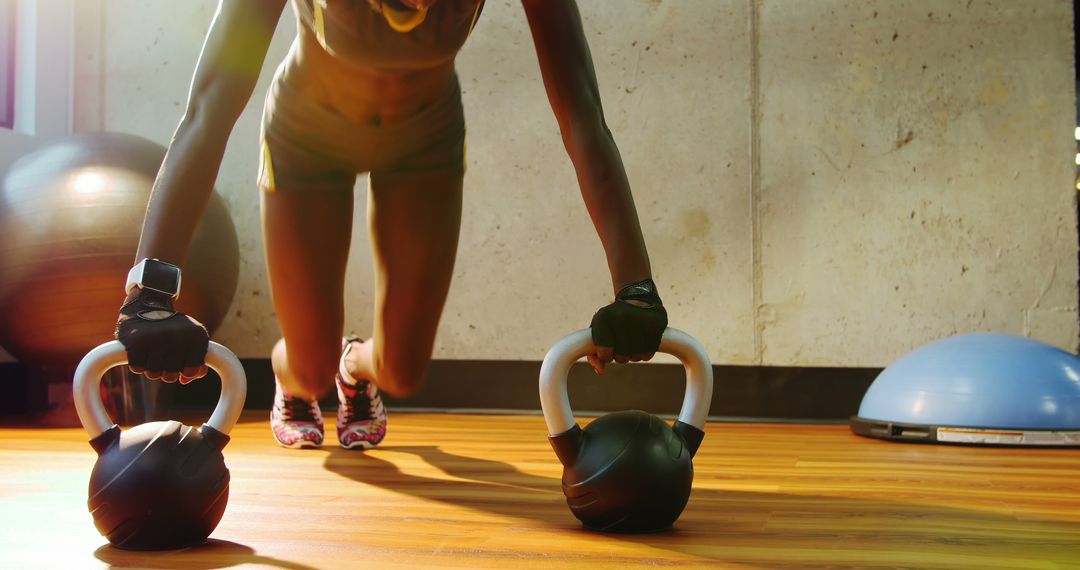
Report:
365,169,463,396
260,181,355,393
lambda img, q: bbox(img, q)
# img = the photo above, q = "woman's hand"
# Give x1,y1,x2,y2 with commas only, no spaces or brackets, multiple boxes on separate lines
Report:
588,278,667,375
115,289,209,384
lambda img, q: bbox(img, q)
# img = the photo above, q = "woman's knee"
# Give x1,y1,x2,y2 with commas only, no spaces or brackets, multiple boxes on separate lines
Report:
372,352,430,399
273,339,338,399
289,361,338,398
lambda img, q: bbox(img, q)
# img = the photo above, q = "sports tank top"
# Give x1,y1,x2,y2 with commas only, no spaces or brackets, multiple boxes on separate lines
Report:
293,0,485,70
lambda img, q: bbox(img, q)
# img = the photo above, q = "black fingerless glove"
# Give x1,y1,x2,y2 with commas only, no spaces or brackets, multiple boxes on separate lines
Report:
590,278,668,355
115,289,209,376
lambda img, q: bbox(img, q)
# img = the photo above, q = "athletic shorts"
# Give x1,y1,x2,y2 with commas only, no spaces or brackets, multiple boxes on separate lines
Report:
258,65,466,192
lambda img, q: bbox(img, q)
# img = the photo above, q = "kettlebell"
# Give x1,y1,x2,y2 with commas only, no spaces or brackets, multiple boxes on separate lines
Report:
539,327,713,533
73,340,247,550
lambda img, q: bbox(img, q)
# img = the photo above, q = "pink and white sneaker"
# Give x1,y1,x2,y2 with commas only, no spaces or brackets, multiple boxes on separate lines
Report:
271,379,324,449
336,336,388,450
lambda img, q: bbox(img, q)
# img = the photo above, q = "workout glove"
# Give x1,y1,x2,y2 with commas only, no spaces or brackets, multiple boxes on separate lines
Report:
115,289,209,383
590,278,668,365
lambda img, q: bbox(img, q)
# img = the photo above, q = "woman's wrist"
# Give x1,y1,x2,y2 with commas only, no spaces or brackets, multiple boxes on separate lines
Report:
616,278,662,306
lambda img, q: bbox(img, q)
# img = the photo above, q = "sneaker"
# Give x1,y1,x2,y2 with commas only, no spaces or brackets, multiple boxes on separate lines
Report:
336,336,388,449
271,378,324,449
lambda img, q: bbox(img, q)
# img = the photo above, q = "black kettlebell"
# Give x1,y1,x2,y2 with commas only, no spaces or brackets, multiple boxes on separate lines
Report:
73,340,247,550
539,327,713,533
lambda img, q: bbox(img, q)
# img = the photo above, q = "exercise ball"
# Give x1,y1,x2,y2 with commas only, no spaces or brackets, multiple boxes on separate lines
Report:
0,132,240,364
851,333,1080,446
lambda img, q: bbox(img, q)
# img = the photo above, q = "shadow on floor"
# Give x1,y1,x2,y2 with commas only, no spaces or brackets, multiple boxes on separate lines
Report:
322,444,1080,567
93,539,319,570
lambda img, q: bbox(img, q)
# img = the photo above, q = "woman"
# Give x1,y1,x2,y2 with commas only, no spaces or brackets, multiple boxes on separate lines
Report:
116,0,668,449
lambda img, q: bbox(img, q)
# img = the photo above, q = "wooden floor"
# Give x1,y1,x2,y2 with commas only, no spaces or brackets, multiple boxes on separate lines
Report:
1,411,1079,569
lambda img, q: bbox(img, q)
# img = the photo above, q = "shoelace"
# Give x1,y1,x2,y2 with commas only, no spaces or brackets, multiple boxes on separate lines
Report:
342,381,374,422
279,392,318,422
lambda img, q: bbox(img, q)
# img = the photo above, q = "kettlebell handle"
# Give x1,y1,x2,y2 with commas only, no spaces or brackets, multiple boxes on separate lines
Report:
539,327,713,436
73,340,247,439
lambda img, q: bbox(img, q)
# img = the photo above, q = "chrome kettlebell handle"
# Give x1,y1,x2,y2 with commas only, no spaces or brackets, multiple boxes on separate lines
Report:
73,341,247,439
539,327,713,435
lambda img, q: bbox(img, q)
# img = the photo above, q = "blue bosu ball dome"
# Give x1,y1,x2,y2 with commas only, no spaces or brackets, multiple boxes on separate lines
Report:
851,333,1080,446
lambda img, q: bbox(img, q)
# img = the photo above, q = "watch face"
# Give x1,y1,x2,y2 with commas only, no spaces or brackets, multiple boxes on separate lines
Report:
142,259,181,295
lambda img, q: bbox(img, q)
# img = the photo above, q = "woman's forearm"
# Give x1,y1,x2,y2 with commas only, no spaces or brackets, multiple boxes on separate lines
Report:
133,0,284,272
134,110,234,269
519,0,654,293
567,126,653,293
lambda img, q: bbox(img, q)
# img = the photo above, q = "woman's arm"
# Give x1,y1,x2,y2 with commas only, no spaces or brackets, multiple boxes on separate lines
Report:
117,0,285,383
521,0,665,373
134,0,286,269
520,0,652,293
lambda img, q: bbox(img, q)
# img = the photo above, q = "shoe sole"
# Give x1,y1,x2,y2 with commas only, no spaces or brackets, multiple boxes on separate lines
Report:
273,430,324,449
339,439,379,450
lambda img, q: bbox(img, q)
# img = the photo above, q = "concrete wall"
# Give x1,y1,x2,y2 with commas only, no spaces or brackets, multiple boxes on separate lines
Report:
10,0,1074,366
756,1,1078,364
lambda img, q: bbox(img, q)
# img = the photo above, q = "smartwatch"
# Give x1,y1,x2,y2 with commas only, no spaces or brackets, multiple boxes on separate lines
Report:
125,258,182,299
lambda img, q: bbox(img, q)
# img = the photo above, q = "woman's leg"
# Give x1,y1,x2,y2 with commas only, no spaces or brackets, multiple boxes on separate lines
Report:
262,182,355,400
342,170,463,398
